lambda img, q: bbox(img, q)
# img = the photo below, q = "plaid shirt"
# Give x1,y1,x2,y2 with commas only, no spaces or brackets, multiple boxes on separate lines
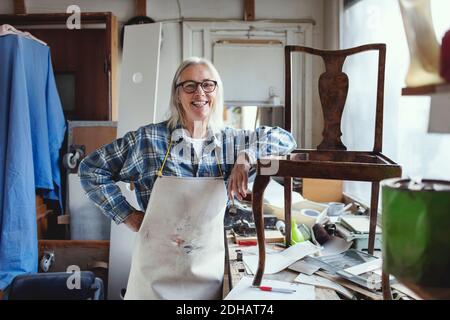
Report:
78,121,296,224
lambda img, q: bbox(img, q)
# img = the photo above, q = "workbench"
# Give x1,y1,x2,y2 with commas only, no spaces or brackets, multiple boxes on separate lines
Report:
223,231,341,300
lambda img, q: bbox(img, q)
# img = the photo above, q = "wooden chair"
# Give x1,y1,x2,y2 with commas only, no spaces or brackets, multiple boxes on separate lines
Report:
251,44,402,299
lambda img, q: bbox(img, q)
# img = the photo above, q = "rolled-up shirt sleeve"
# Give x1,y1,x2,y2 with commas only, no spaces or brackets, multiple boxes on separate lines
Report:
234,126,297,164
78,131,138,224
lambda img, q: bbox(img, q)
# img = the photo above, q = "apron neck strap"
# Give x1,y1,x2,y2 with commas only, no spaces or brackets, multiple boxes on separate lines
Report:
215,149,223,177
157,138,224,178
157,139,173,177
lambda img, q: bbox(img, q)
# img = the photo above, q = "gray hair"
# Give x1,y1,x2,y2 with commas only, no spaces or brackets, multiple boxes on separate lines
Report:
167,57,224,132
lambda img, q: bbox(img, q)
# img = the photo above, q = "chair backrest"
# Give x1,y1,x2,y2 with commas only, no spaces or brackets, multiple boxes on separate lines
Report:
284,44,386,152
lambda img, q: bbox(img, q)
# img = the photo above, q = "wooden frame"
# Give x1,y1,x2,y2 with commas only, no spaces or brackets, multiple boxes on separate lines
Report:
135,0,147,16
13,0,26,14
244,0,255,21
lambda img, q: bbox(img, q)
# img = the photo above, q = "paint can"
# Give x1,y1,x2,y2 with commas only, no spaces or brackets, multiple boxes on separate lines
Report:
382,178,450,288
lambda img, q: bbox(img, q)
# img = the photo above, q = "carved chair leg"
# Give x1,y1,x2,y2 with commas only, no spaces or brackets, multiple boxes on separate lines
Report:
368,182,380,255
284,177,292,247
252,175,270,286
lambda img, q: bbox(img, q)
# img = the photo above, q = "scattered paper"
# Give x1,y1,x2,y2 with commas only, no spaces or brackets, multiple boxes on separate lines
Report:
344,258,382,275
243,241,319,275
288,260,321,275
243,263,253,275
239,246,278,255
225,276,315,300
372,269,395,281
294,273,354,300
319,236,353,257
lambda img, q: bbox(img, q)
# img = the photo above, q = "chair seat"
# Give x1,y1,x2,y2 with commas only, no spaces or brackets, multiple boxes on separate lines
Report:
257,150,401,181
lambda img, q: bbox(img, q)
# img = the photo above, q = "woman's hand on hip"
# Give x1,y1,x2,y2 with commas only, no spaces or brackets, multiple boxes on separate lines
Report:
123,210,145,232
228,153,251,202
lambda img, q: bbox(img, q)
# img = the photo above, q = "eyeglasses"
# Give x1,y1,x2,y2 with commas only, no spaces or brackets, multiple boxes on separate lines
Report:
176,80,218,94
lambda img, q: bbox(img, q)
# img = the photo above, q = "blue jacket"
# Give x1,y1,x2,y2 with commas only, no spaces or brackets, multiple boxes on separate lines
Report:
0,34,66,290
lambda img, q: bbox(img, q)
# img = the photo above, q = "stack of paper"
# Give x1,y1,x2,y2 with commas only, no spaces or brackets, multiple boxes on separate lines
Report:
339,215,382,234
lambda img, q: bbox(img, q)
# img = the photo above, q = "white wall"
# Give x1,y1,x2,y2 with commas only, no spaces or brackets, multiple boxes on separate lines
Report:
1,0,330,133
323,0,341,50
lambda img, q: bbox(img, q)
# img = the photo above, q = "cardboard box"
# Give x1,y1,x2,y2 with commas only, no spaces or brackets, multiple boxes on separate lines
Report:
302,178,343,203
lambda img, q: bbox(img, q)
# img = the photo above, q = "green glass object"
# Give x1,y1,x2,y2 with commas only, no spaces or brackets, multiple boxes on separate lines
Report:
290,221,311,245
382,178,450,288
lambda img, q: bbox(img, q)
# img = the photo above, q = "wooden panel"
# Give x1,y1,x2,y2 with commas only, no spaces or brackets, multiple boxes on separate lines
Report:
135,0,147,16
37,213,52,239
36,195,52,240
36,209,52,221
402,83,450,96
13,0,26,14
72,126,117,155
244,0,255,21
109,15,119,121
36,195,44,207
0,12,111,25
19,27,110,121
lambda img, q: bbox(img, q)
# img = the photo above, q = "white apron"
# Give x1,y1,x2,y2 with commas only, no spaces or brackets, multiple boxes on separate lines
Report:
124,140,228,300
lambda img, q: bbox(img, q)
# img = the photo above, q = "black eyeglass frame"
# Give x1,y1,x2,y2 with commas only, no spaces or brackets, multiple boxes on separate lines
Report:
175,80,218,93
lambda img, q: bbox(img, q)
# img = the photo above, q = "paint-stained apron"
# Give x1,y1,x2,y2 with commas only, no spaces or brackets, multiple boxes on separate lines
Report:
124,139,228,299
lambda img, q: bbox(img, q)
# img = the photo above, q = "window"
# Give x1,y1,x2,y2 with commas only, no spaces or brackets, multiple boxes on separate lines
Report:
341,0,450,205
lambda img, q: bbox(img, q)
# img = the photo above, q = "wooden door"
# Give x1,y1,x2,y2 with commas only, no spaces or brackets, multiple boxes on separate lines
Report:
27,29,110,121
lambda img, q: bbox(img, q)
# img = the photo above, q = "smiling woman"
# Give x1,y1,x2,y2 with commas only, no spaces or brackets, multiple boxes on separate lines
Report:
168,57,225,136
78,56,297,300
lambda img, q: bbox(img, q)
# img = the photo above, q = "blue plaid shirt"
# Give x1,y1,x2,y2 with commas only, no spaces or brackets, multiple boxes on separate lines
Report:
78,121,296,224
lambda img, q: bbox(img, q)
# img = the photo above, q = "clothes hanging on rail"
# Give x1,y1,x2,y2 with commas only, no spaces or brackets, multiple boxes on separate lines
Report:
0,33,66,290
0,24,47,46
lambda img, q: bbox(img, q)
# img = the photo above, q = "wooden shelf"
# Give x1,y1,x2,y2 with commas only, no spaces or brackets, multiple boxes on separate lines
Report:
0,12,113,25
402,83,450,96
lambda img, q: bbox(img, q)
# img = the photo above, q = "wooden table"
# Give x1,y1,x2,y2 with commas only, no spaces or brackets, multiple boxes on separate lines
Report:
223,231,341,300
